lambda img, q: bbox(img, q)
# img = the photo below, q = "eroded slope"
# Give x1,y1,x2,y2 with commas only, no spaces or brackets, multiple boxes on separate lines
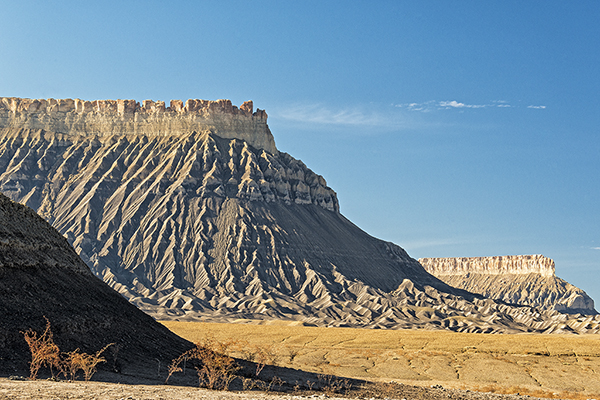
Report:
1,97,599,334
0,193,191,375
419,256,596,314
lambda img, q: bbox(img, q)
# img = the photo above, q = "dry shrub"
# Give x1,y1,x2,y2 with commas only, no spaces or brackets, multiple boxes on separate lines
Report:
246,376,285,393
241,377,257,391
62,344,113,381
373,381,400,398
21,317,112,381
252,345,273,376
318,374,352,396
287,347,300,362
167,339,239,390
21,317,62,379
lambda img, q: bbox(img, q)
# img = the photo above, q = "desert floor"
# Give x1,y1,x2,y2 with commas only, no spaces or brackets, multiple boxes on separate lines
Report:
3,322,598,400
0,377,572,400
162,320,600,399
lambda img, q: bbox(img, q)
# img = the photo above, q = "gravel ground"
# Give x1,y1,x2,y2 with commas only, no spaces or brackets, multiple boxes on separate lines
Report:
0,377,559,400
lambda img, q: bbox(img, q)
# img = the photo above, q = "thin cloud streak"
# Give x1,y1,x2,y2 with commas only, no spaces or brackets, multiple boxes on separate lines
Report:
439,100,486,109
277,104,387,126
272,103,435,131
395,100,545,112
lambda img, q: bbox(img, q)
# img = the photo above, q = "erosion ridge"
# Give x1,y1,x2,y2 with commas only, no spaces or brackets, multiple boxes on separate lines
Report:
0,193,192,375
420,256,596,314
0,97,276,154
2,96,600,334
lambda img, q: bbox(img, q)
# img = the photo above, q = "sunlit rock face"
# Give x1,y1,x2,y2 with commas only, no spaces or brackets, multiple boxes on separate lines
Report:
0,97,276,153
420,255,596,314
1,97,600,334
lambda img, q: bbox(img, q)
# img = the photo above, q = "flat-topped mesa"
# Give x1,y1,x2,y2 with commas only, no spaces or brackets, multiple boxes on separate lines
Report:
419,255,556,278
419,255,596,314
0,97,277,154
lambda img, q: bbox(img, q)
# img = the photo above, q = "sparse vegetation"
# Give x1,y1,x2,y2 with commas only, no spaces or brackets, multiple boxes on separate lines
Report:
166,339,239,390
163,320,600,398
317,373,352,396
21,317,61,380
15,318,600,400
21,317,113,381
62,344,113,381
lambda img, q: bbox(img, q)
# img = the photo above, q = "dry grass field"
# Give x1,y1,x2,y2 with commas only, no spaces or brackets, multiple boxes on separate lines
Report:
162,321,600,399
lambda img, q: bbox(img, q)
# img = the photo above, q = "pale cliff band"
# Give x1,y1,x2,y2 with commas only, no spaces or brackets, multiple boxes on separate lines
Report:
0,97,276,154
419,255,556,277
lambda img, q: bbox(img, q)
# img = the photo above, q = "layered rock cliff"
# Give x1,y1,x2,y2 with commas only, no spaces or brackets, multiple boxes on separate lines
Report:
0,97,276,153
1,97,599,334
419,256,596,314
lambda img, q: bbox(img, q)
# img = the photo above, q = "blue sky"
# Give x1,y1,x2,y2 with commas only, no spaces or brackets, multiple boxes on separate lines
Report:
1,1,599,304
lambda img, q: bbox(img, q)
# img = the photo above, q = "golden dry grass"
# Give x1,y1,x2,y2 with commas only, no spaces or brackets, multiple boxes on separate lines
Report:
162,320,600,399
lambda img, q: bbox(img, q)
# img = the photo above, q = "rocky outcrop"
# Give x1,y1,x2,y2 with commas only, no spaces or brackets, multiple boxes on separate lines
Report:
420,255,556,277
0,193,191,375
0,97,276,154
419,256,596,314
1,97,600,334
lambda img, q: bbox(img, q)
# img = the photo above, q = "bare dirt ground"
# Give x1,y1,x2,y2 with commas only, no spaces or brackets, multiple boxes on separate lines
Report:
162,321,600,400
3,322,598,400
0,377,561,400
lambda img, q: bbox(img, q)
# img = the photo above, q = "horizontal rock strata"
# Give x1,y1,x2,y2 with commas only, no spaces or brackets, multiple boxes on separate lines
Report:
421,255,556,277
0,97,276,153
1,97,600,334
420,256,596,314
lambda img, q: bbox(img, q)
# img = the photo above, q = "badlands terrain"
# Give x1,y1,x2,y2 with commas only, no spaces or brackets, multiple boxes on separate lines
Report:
419,255,596,314
0,97,598,334
1,97,599,399
1,188,584,400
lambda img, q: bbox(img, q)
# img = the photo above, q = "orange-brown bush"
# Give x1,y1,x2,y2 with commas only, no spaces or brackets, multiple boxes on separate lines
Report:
21,317,62,380
21,317,112,381
62,344,113,381
166,338,239,390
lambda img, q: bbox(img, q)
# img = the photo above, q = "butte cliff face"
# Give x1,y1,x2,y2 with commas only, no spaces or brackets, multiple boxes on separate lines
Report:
1,96,599,334
419,255,596,314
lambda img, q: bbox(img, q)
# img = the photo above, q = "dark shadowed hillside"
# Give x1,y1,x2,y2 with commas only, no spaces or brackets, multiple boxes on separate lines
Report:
0,193,191,375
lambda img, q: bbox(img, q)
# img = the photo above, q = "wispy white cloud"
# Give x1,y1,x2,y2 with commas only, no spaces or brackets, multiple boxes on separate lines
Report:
276,104,387,126
592,247,600,250
395,100,545,112
396,100,497,112
272,103,431,131
272,99,545,132
439,100,486,109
